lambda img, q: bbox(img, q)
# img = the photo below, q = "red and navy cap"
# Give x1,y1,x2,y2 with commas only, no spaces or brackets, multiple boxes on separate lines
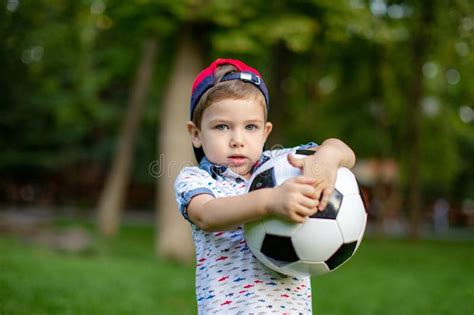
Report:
190,58,269,120
190,58,270,162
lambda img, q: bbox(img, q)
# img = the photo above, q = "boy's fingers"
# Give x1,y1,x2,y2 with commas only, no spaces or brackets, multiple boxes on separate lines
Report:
295,182,318,197
304,188,320,205
287,153,304,169
299,195,319,210
314,188,322,204
293,176,317,186
318,188,333,211
296,204,318,219
290,209,307,223
303,188,319,200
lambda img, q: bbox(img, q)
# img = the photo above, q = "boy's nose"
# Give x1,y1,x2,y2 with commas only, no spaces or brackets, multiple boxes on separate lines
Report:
230,132,244,148
230,140,244,148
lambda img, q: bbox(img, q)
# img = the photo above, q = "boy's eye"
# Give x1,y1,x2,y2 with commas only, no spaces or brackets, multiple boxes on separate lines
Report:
215,124,228,130
246,124,258,131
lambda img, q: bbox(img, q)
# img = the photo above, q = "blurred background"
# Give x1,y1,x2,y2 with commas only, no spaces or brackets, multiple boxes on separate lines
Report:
1,1,473,314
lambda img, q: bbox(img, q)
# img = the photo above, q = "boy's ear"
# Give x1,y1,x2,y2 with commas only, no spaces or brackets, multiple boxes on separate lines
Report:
186,121,202,148
263,121,273,141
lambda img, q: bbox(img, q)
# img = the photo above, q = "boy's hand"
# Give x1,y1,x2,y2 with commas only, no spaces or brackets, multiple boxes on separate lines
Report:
288,147,338,212
267,176,319,223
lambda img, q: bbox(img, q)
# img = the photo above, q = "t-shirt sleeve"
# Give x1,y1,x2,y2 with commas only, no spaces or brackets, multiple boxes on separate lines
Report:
175,167,216,223
263,142,318,158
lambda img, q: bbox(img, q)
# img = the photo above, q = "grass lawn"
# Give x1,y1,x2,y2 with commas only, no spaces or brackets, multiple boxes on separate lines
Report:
311,238,473,315
0,220,472,315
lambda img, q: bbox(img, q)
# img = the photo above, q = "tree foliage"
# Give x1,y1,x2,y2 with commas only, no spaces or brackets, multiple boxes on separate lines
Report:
1,0,473,209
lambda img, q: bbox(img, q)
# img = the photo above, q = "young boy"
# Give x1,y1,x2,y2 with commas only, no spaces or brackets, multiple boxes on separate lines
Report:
175,58,355,314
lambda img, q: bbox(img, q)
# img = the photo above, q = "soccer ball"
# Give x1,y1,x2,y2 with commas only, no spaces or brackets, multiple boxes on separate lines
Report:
244,149,367,277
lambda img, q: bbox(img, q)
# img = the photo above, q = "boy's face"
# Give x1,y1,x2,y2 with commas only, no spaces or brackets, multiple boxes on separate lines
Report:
188,97,272,179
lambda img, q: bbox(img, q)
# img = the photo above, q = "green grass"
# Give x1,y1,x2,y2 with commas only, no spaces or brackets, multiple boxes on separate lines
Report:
312,239,474,315
0,221,473,315
0,223,196,315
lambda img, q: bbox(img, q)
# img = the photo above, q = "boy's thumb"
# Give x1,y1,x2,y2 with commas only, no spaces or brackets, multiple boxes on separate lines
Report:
288,153,304,169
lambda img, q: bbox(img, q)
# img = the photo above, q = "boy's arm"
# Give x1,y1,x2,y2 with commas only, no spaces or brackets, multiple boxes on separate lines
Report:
187,176,318,232
291,138,355,177
315,138,356,169
289,138,356,211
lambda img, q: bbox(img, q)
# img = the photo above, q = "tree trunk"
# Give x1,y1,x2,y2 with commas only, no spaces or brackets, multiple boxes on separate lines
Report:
267,42,292,147
407,3,434,239
370,46,390,238
155,31,201,263
97,39,158,236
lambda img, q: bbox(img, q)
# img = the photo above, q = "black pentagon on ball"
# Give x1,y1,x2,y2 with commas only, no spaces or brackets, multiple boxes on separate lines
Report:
356,181,368,212
295,149,316,156
310,188,343,220
248,167,276,192
261,234,299,266
325,241,357,270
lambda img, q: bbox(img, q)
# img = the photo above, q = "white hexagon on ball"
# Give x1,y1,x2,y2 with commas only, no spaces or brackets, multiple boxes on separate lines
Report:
334,167,360,195
291,219,343,262
281,260,330,277
336,194,367,243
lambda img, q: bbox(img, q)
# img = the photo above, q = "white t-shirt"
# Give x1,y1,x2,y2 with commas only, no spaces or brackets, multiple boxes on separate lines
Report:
175,144,316,314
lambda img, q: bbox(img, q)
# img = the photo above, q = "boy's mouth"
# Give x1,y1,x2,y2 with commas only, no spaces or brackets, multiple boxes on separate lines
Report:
228,155,247,166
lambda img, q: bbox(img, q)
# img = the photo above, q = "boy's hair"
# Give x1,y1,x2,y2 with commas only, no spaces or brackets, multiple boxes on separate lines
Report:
192,64,267,129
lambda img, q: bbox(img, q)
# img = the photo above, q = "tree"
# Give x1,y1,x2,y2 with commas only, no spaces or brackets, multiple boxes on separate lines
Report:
405,1,435,239
155,29,202,262
97,39,158,236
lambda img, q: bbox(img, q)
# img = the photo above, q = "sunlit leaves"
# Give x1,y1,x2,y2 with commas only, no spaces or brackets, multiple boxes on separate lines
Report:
212,14,319,54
